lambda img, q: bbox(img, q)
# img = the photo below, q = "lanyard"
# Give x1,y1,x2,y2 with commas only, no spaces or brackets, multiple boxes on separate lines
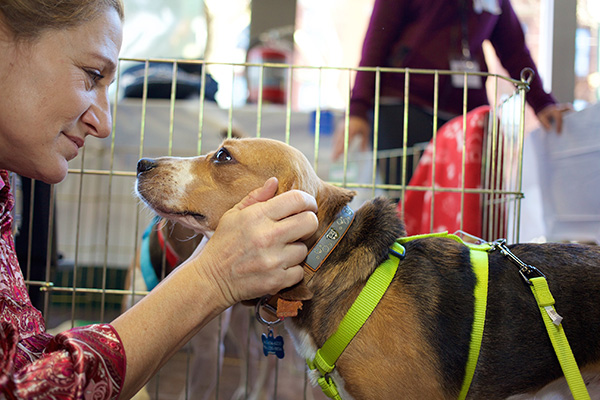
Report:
459,0,472,59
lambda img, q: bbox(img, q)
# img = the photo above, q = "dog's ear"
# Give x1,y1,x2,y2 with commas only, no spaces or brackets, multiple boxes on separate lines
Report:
219,128,246,139
278,279,313,301
315,183,356,218
276,170,321,198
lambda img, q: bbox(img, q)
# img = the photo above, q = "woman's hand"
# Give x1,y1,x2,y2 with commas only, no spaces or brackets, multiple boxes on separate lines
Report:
113,178,317,398
193,177,318,306
536,103,573,133
332,116,371,160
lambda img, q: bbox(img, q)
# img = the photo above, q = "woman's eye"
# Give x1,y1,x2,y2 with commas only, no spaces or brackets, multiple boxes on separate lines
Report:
85,69,104,84
213,148,233,163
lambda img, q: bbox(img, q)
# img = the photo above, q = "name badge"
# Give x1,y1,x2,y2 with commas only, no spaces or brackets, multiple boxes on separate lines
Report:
450,58,483,89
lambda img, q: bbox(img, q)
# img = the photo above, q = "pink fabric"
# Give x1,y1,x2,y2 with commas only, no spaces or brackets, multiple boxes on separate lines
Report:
0,170,125,399
399,106,490,237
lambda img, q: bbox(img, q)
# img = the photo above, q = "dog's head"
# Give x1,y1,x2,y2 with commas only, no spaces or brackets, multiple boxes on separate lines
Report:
135,137,354,238
136,137,356,309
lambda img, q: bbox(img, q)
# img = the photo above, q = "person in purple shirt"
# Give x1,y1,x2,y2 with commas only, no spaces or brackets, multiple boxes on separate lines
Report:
332,0,570,183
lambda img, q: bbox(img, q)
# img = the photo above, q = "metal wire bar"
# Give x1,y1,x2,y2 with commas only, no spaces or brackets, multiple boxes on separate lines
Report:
197,60,207,154
312,67,323,172
127,59,149,312
428,71,440,234
116,57,528,89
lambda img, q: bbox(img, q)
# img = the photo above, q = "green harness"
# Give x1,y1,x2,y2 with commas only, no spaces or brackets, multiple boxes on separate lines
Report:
307,232,590,400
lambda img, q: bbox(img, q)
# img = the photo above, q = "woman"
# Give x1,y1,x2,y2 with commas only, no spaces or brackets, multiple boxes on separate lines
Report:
0,1,318,398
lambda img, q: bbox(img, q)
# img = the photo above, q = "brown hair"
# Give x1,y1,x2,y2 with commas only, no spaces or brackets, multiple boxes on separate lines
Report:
0,0,124,42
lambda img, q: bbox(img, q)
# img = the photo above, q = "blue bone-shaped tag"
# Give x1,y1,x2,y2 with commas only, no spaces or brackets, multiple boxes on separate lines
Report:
262,330,284,359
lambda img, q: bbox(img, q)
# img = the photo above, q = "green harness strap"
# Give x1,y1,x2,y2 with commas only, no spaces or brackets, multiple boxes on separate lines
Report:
397,233,490,400
308,232,589,400
306,241,405,400
456,242,489,400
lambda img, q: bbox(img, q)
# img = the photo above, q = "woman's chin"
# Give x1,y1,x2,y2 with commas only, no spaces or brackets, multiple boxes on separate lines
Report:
36,162,69,184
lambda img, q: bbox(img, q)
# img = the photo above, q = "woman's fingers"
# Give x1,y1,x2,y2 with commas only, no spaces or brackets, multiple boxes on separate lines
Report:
235,177,279,210
196,182,318,304
268,205,319,243
261,189,318,221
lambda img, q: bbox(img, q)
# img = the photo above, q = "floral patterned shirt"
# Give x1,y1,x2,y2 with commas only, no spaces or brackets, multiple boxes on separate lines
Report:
0,170,125,399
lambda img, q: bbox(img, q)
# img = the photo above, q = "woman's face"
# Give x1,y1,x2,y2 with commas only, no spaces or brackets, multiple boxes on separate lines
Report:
0,8,123,183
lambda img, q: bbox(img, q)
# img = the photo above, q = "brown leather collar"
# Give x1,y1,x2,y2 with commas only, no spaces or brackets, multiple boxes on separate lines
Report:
301,205,355,283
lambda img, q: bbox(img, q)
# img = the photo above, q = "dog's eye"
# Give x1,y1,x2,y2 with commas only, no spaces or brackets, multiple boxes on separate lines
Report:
213,148,233,163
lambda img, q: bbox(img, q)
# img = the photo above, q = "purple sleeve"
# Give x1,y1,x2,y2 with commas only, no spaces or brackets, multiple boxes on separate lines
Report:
489,0,557,113
350,0,408,120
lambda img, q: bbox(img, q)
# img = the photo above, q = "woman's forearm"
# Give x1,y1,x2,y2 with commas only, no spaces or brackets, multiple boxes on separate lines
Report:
112,254,228,399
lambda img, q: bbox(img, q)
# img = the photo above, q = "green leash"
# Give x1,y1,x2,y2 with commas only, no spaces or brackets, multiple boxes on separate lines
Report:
529,277,590,400
491,239,590,400
397,233,490,400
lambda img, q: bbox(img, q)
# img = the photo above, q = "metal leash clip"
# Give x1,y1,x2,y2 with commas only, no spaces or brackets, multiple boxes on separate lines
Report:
255,295,284,327
489,239,546,285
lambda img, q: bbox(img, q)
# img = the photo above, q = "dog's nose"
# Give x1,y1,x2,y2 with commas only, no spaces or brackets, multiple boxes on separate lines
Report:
137,158,157,174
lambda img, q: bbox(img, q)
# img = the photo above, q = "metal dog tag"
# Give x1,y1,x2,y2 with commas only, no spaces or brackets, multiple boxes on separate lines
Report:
262,328,285,359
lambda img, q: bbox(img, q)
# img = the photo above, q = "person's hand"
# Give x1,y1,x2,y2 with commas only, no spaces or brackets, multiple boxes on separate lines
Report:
192,177,318,306
332,116,371,160
536,103,573,133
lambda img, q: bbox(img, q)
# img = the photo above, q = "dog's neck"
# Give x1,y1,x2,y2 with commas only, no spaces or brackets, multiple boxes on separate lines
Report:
304,183,356,250
275,193,405,317
273,182,355,308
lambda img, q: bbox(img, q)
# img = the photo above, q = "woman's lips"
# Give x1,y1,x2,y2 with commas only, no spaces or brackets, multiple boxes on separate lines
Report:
65,134,84,149
62,132,84,160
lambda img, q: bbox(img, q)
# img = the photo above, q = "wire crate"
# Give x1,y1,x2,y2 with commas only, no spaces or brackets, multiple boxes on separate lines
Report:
17,59,529,400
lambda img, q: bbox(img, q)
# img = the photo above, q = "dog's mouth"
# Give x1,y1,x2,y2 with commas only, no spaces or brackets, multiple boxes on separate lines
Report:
166,210,206,230
149,206,210,234
173,210,205,220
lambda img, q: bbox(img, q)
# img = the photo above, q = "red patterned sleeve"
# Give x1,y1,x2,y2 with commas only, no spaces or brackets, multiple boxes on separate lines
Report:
0,171,127,399
0,323,126,399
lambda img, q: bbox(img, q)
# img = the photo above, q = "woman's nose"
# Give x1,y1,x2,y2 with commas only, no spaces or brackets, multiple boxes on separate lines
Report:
81,88,112,139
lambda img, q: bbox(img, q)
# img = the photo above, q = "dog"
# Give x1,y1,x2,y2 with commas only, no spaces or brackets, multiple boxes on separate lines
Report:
135,137,600,400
